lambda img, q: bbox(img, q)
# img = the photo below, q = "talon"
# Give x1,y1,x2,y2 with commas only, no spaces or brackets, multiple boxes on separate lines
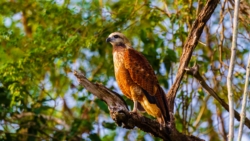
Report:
129,111,138,115
131,108,137,113
130,101,143,117
129,110,141,116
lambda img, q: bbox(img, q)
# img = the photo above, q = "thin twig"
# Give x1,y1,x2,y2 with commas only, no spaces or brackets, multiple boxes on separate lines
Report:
185,65,250,129
217,108,227,141
237,53,250,141
227,0,240,140
166,0,220,112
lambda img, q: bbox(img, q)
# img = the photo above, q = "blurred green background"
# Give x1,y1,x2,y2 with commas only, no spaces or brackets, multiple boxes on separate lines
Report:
0,0,249,140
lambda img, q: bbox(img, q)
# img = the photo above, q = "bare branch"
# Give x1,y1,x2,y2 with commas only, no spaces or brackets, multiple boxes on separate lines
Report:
217,108,227,141
166,0,220,112
228,0,250,26
237,53,250,141
74,71,204,141
185,64,250,129
227,0,240,140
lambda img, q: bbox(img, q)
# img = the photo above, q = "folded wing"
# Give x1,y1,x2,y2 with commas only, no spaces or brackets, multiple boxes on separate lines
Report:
124,48,170,122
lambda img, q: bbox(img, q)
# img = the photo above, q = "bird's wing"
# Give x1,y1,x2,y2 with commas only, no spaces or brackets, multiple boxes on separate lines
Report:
124,48,170,122
124,48,158,96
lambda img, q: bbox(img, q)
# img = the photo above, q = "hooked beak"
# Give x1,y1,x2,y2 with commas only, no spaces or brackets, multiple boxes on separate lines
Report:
106,37,112,42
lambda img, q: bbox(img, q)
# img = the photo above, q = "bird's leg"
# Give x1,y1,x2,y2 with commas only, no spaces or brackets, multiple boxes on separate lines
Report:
130,86,142,115
130,100,142,117
131,100,138,113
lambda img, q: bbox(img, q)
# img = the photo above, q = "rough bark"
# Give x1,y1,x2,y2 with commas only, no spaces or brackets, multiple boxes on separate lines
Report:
74,0,220,140
166,0,220,112
185,65,250,129
74,71,204,141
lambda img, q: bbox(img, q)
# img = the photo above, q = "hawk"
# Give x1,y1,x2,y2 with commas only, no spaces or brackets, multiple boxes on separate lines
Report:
106,32,170,125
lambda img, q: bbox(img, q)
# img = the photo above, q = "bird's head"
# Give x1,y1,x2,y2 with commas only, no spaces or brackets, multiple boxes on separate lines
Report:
106,32,131,48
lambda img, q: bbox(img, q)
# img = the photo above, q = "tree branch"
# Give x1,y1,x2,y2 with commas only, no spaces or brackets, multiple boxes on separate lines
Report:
237,52,250,141
166,0,220,112
227,0,240,139
74,71,204,141
185,64,250,129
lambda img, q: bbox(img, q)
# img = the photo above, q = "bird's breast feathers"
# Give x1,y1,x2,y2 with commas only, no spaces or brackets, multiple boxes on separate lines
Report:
113,47,126,73
107,32,170,123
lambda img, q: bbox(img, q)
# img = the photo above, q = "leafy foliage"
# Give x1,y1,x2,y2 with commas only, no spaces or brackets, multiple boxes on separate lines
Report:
0,0,249,140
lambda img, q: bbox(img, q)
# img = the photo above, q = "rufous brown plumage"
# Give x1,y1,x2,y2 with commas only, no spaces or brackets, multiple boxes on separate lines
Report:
106,32,170,125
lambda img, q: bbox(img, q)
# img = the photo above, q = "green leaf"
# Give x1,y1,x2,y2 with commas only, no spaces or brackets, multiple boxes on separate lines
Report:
102,121,117,130
95,99,109,113
88,133,101,141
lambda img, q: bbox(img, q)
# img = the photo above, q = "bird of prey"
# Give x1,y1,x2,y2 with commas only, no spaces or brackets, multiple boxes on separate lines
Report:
106,32,170,125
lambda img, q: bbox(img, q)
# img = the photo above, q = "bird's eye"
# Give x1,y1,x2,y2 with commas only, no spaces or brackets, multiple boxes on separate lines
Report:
114,35,120,38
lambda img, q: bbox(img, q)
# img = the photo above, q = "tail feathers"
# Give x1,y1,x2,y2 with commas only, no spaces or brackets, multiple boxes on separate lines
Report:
140,85,170,125
156,86,170,124
137,102,145,111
